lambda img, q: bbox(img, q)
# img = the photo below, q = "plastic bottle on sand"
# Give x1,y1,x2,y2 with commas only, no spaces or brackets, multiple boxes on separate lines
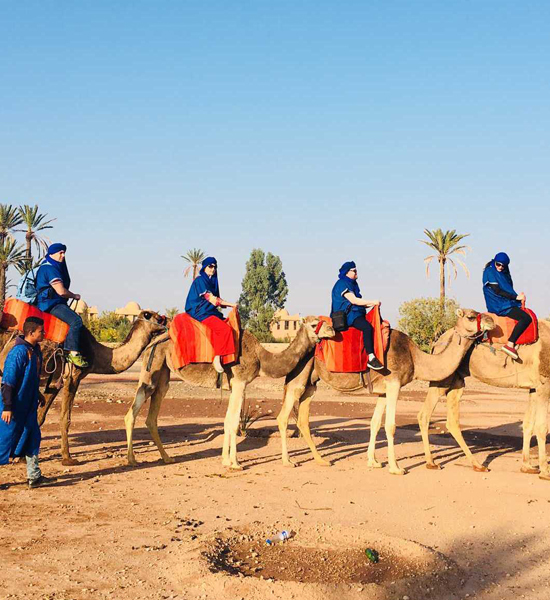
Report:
266,530,292,545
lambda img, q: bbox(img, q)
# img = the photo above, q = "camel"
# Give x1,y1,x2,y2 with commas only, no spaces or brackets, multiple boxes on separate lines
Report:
276,309,495,474
417,320,550,480
0,310,168,465
124,316,335,469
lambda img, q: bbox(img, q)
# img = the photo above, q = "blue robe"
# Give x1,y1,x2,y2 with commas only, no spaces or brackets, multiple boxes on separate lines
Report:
35,254,71,312
331,263,367,327
0,338,43,463
482,260,521,316
185,257,223,322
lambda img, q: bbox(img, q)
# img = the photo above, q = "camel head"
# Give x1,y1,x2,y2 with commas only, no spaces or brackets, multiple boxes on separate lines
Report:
135,310,168,337
455,308,495,339
301,316,336,343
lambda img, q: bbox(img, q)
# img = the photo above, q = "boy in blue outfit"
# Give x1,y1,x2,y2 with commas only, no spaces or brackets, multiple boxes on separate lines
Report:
0,316,56,489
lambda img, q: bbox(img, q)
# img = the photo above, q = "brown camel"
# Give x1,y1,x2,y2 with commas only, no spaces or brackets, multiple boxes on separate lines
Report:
418,320,550,480
124,316,335,469
0,310,168,465
277,309,495,474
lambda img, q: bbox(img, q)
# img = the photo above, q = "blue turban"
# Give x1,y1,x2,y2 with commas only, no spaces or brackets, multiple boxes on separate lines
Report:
338,261,356,279
47,243,67,255
494,252,510,266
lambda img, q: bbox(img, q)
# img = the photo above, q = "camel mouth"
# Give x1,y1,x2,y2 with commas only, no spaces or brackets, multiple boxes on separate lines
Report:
203,527,459,594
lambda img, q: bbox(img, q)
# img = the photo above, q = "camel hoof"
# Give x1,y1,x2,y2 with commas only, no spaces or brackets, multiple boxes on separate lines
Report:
226,463,243,471
538,472,550,481
367,460,383,469
162,456,176,465
389,468,407,476
426,463,441,470
127,459,139,467
61,458,80,466
315,459,332,468
521,465,540,475
473,464,490,473
283,460,297,468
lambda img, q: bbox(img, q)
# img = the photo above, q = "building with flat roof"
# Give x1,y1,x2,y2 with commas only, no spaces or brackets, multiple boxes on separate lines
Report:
74,299,99,320
270,308,301,340
115,301,142,322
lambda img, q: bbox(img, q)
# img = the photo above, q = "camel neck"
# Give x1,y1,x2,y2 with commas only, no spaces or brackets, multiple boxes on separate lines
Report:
258,326,316,378
410,330,475,382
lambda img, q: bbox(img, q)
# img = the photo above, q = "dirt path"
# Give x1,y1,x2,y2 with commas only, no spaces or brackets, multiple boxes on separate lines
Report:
1,373,550,600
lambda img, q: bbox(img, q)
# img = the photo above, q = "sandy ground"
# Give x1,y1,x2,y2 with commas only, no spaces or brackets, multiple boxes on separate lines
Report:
2,360,550,600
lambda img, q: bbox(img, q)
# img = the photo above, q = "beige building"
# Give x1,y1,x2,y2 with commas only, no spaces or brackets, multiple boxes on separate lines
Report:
115,301,142,322
74,299,99,320
270,308,302,340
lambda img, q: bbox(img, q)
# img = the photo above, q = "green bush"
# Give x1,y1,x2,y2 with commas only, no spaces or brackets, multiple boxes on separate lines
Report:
398,297,460,352
87,311,133,343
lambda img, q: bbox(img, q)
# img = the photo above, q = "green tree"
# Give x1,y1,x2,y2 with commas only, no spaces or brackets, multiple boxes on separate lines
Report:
88,311,133,343
17,204,55,269
0,238,26,313
421,228,470,331
0,204,23,243
238,249,288,342
182,248,206,280
398,297,460,352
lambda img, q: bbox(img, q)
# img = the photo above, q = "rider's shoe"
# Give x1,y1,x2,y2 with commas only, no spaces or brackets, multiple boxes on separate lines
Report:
66,353,89,368
501,344,519,361
367,356,384,371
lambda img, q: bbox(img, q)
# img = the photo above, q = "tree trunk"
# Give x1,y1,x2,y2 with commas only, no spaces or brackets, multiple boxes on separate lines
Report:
0,264,6,315
193,264,198,279
26,231,32,270
439,257,446,313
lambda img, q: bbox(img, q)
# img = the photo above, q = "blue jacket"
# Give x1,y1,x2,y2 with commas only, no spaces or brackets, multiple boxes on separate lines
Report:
331,278,366,327
482,260,521,316
0,338,43,463
36,255,71,312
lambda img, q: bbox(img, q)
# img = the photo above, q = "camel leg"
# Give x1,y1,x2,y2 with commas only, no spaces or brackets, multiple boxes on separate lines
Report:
144,364,174,464
533,389,550,481
222,378,246,470
277,381,304,467
384,380,406,475
445,387,488,472
295,385,330,467
366,396,386,468
37,389,61,426
59,370,86,466
418,385,446,470
520,390,539,474
124,382,152,466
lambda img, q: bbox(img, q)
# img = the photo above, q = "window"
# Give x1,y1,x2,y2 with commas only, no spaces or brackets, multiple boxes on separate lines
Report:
284,321,289,330
277,322,280,330
294,321,298,330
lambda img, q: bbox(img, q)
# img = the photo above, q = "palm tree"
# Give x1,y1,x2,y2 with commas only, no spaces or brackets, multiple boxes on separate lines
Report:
421,228,470,316
0,204,23,243
0,238,26,313
17,204,55,269
181,248,206,280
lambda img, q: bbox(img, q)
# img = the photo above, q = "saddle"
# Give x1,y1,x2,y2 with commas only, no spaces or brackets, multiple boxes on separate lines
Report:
484,307,538,346
169,308,241,370
0,298,69,343
315,306,390,373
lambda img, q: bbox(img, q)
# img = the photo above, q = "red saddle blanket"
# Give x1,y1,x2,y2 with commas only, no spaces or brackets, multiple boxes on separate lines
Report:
0,298,69,343
315,307,390,373
486,308,538,345
169,308,241,370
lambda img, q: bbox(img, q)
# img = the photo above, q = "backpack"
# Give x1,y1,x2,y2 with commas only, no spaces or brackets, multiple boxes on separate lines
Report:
16,267,41,305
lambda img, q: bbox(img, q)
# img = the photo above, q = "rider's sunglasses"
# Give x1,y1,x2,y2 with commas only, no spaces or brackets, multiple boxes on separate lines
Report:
350,268,357,272
207,264,217,269
495,262,504,268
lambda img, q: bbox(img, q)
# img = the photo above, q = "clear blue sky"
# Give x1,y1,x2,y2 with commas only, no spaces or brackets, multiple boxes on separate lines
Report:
2,2,549,323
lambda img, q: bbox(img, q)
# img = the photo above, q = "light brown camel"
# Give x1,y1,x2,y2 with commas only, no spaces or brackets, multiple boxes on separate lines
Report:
124,316,335,469
277,309,495,474
0,310,168,465
417,320,550,480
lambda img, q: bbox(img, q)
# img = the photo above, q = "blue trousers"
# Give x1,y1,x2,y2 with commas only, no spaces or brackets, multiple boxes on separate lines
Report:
49,304,84,352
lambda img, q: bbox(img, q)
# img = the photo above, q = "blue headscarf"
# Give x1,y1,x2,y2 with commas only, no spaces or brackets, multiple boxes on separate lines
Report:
43,242,71,288
337,261,361,295
185,256,222,321
482,252,520,315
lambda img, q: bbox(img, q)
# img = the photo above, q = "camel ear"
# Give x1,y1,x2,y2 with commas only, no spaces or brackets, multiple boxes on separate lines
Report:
456,308,464,318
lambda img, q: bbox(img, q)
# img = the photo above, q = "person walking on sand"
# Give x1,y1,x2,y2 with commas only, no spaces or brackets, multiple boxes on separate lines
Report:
483,252,532,361
330,261,384,370
0,317,57,489
185,257,238,373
